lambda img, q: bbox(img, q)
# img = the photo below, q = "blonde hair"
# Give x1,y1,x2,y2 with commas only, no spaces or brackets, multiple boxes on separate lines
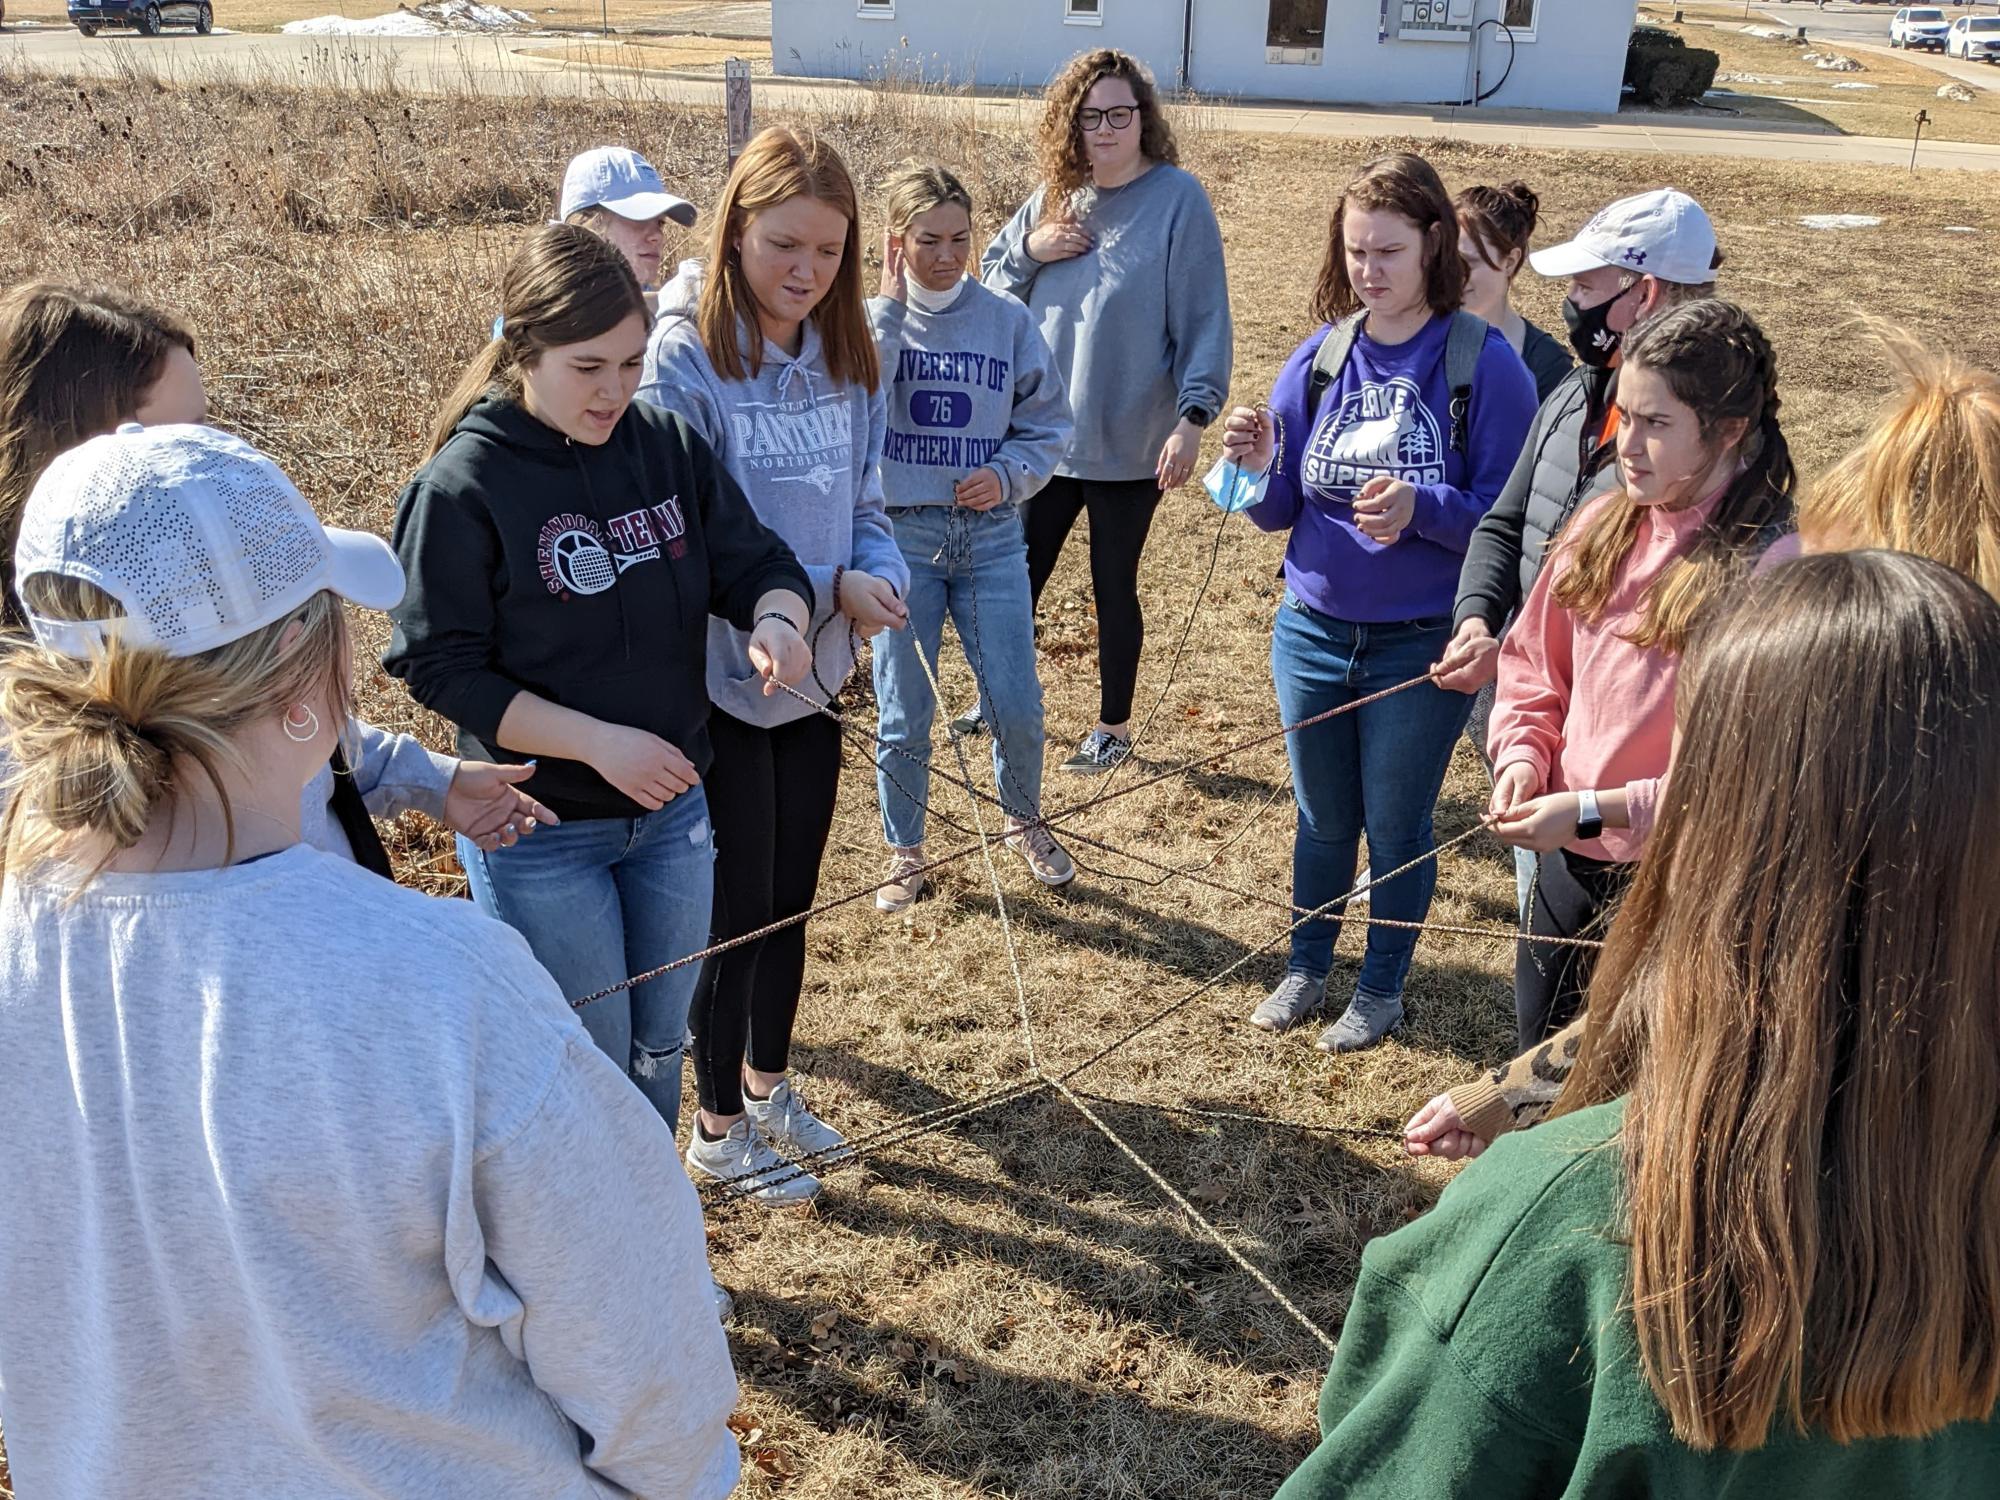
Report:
427,224,647,458
1551,298,1794,654
1557,550,2000,1450
1800,319,2000,599
882,161,972,236
698,126,878,392
0,578,353,885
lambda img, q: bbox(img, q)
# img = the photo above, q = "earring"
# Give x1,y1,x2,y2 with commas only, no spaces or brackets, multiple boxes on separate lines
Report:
283,704,320,744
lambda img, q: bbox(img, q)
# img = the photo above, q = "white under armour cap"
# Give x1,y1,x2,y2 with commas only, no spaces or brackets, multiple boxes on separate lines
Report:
559,146,698,228
1529,189,1718,285
13,423,405,660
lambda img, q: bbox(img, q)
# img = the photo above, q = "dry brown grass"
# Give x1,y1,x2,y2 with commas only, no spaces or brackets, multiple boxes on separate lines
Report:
1,54,1997,1500
1639,2,2000,143
3,0,770,36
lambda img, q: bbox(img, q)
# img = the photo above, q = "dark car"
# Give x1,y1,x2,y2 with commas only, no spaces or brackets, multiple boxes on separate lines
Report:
69,0,213,34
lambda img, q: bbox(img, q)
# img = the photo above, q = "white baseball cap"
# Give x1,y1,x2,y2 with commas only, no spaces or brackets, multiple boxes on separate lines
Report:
558,146,698,228
13,423,405,660
1529,189,1718,286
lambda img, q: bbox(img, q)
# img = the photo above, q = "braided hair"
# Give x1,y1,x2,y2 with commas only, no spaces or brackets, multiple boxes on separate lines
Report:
1550,298,1795,655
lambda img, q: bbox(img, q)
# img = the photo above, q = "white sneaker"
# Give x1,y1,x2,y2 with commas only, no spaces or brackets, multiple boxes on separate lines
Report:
685,1116,821,1204
744,1077,852,1165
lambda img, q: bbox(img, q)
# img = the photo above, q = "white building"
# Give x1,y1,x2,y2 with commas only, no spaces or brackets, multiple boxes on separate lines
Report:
772,0,1640,115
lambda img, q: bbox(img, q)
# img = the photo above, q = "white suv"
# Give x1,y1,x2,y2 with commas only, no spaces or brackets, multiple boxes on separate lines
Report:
1948,15,2000,63
1891,6,1951,52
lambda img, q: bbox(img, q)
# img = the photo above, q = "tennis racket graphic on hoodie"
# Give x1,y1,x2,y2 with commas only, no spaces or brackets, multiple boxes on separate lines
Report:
546,527,657,596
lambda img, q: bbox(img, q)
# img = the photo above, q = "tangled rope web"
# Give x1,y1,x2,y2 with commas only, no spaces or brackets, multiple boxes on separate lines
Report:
569,507,1600,1354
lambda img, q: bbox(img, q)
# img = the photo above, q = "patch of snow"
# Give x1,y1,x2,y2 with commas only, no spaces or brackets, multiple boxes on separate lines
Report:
1830,81,1878,91
280,1,530,36
1740,25,1789,40
1800,214,1883,231
1945,226,1981,235
1938,82,1979,104
1718,71,1787,85
1802,52,1864,73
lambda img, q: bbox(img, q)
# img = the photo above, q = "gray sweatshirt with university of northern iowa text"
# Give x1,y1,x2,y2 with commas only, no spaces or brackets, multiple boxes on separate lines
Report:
867,277,1074,507
981,162,1233,483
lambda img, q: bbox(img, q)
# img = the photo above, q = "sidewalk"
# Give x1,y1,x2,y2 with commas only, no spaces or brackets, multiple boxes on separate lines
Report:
5,25,2000,172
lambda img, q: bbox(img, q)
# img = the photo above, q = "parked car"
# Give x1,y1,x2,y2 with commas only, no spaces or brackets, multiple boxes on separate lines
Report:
1948,14,2000,59
1892,6,1952,49
68,0,213,34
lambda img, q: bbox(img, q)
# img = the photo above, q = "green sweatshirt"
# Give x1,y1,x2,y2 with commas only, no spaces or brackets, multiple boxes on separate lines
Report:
1277,1099,2000,1498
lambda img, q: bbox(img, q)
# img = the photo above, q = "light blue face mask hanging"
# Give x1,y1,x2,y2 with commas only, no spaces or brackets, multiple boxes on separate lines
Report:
1203,457,1268,513
1202,406,1281,513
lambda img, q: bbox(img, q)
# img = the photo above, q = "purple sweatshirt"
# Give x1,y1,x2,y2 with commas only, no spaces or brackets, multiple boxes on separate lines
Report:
1247,314,1537,623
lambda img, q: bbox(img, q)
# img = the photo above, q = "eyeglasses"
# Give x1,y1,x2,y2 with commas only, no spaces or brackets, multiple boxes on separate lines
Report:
1077,106,1139,131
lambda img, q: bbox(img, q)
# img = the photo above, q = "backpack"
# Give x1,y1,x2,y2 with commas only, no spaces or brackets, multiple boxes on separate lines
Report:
1306,309,1490,457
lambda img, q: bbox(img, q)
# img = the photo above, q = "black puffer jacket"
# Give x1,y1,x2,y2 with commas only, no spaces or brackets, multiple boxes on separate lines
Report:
1452,364,1617,635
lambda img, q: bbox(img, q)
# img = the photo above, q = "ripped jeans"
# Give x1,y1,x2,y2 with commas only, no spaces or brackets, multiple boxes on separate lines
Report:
459,785,713,1135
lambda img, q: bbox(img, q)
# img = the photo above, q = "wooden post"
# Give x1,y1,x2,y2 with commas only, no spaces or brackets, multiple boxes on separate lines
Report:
726,58,753,168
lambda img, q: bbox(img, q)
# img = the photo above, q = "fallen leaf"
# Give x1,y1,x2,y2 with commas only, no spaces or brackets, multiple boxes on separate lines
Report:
809,1309,839,1339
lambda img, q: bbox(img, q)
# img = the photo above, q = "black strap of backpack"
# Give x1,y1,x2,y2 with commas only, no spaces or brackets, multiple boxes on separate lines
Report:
328,745,396,882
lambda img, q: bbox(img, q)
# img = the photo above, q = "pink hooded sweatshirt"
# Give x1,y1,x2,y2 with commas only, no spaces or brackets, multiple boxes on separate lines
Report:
1488,486,1738,865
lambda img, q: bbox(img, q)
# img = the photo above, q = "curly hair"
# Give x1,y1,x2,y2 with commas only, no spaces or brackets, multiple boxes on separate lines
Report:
1035,49,1178,220
1551,298,1796,654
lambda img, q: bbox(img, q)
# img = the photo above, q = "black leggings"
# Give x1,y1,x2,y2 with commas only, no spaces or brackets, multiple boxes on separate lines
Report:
691,708,843,1117
1023,474,1164,727
1514,848,1632,1053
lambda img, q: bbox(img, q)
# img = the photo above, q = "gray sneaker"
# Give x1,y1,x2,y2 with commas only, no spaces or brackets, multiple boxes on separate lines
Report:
685,1116,822,1204
948,703,987,739
744,1077,852,1165
1250,971,1326,1032
1316,988,1405,1053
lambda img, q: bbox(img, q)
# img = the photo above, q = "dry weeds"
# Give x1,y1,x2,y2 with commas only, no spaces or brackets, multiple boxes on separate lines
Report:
1,55,1997,1500
1641,1,2000,143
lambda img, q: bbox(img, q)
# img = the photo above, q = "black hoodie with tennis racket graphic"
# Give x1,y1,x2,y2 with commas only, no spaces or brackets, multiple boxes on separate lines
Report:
384,396,811,821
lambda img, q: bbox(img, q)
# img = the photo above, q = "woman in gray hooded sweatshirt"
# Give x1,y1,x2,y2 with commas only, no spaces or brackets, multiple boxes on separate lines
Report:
639,125,910,1207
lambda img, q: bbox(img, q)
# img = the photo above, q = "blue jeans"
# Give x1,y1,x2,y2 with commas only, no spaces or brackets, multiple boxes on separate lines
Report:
1271,594,1470,997
872,504,1046,847
459,786,714,1134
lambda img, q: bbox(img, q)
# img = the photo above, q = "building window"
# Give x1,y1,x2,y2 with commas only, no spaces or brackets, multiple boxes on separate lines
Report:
1065,0,1103,25
1266,0,1326,63
857,0,893,17
1499,0,1538,39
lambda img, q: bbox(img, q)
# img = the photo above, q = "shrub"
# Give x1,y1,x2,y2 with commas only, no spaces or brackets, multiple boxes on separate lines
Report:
1625,28,1720,108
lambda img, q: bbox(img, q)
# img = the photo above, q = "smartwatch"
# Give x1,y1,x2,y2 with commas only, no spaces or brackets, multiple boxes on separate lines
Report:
1575,788,1604,841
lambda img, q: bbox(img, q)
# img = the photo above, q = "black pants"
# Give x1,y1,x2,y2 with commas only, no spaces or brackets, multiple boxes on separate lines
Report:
1023,474,1164,727
1514,847,1632,1053
691,708,843,1117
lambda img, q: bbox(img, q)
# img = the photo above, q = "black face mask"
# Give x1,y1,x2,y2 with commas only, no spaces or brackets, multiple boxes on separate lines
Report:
1561,281,1639,368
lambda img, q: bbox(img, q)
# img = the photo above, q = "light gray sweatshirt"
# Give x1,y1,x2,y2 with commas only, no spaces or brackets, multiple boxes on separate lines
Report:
0,845,740,1500
637,269,910,727
867,278,1074,507
302,719,456,861
981,162,1234,483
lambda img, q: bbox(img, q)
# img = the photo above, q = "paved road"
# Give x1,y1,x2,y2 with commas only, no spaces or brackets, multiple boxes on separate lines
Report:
1754,0,2000,89
5,22,2000,172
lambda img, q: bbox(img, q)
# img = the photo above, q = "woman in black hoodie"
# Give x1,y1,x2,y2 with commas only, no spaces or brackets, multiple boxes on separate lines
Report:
386,225,813,1145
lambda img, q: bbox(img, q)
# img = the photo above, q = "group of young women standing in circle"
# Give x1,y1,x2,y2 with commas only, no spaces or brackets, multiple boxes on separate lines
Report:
6,35,1999,1500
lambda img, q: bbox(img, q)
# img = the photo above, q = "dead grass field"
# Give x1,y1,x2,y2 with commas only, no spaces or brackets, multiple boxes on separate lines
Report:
0,54,1997,1500
1,0,770,35
1639,2,2000,143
